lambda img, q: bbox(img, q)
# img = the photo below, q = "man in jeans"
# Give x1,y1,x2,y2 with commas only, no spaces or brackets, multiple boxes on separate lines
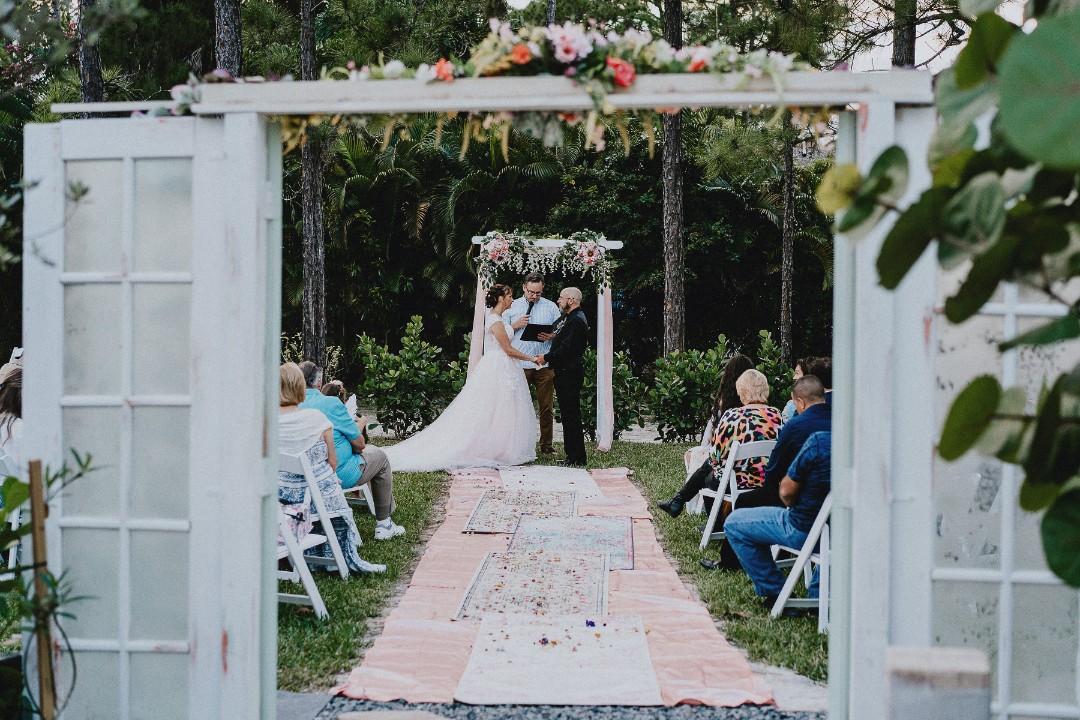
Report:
724,431,831,608
297,361,405,541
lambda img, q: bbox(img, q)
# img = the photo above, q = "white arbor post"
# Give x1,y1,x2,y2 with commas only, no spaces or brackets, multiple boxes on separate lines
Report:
829,103,938,720
22,115,281,720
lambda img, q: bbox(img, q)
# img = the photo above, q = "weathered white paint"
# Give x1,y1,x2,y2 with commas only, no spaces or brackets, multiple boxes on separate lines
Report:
23,115,281,720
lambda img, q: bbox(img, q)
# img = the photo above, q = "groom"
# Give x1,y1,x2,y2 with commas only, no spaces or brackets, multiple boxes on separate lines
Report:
536,287,588,467
505,272,561,455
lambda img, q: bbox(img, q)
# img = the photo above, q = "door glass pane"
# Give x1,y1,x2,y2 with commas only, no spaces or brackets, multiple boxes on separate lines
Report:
933,581,999,697
62,528,119,639
132,283,190,395
130,653,188,720
131,407,188,519
130,530,188,642
133,159,192,273
934,454,1003,570
62,407,122,517
1010,584,1079,705
64,284,122,396
60,651,118,720
65,160,123,273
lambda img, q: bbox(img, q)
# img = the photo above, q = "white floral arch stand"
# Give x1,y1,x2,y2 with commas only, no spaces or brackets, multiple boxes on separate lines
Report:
468,233,623,450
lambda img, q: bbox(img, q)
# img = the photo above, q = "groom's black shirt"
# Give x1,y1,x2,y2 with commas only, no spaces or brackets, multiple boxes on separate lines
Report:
545,308,589,373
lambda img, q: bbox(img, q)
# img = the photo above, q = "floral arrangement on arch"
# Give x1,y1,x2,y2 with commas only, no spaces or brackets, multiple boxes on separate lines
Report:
477,229,614,290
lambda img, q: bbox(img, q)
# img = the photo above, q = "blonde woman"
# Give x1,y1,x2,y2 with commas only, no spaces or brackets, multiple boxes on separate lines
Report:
278,362,385,575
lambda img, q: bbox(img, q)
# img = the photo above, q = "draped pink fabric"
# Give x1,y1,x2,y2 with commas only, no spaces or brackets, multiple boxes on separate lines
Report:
596,286,615,451
467,274,487,377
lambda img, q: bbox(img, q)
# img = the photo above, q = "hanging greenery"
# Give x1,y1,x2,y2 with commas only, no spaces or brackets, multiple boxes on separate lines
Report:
477,229,614,290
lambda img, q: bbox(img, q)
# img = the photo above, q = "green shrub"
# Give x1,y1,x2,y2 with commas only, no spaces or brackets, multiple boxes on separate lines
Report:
647,336,731,442
755,330,793,409
577,348,647,441
354,316,457,438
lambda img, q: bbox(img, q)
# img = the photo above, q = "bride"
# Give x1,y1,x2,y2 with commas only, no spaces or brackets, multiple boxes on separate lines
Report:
383,284,540,472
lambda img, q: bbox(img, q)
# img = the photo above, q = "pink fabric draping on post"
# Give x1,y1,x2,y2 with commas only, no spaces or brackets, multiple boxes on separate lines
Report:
596,286,615,450
331,466,773,707
467,274,487,377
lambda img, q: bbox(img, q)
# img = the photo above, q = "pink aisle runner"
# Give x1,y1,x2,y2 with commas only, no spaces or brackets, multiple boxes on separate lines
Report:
331,467,773,707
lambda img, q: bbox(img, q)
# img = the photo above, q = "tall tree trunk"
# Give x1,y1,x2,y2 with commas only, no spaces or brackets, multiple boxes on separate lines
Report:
300,0,327,366
780,135,795,365
215,0,242,76
661,0,685,355
77,0,103,105
546,0,556,25
892,0,917,67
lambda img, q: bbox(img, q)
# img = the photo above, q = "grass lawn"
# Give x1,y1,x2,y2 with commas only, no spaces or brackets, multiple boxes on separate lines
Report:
277,439,827,691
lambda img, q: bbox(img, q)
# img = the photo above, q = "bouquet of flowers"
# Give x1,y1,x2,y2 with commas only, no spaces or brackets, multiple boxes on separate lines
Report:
477,231,537,285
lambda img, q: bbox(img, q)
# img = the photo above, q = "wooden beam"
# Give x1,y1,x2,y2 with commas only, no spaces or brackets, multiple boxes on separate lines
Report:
52,71,934,116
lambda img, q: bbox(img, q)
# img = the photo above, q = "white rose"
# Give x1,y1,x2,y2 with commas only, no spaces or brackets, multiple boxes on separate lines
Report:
383,60,406,79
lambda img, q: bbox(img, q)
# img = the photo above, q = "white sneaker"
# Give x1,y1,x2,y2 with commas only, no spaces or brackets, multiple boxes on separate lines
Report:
374,521,405,541
355,559,387,574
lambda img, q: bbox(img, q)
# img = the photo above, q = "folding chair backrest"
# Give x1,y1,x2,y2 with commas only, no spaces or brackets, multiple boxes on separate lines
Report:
719,439,777,497
698,418,714,447
279,446,349,578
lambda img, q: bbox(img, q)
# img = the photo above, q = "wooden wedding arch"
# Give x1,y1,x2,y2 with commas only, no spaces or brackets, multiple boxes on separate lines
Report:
26,70,943,720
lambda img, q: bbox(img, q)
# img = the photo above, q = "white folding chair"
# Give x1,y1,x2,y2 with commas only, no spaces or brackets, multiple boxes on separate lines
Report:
0,455,23,576
698,440,777,551
343,481,377,517
683,419,714,515
279,449,349,579
277,506,329,619
770,493,832,633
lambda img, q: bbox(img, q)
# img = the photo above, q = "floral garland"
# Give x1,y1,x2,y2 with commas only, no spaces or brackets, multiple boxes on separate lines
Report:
477,229,613,290
158,19,828,157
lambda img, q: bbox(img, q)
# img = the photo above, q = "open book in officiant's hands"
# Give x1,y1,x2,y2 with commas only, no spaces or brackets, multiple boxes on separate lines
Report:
519,323,554,342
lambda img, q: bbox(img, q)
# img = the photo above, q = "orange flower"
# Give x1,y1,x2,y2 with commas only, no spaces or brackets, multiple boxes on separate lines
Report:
510,44,532,65
688,57,707,72
605,56,636,88
434,58,455,82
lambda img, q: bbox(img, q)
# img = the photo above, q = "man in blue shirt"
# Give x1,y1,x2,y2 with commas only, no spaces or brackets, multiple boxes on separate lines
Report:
702,374,832,571
724,431,832,606
298,361,404,541
504,271,562,455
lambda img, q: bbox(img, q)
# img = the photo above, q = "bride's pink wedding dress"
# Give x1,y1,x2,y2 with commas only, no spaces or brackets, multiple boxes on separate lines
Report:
383,312,538,472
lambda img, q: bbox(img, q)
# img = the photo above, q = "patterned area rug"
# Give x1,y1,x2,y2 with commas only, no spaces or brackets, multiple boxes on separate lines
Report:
454,614,663,705
500,466,603,498
463,490,578,534
509,515,635,570
454,551,609,621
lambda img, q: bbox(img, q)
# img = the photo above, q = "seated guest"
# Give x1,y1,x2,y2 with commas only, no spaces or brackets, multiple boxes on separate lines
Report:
657,369,782,517
806,356,832,403
724,430,832,607
780,358,812,422
663,354,754,516
702,374,830,570
278,363,385,574
322,379,369,443
297,361,404,541
0,367,22,480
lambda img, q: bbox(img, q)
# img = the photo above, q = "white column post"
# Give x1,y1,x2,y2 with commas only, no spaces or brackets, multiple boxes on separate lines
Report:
189,113,281,720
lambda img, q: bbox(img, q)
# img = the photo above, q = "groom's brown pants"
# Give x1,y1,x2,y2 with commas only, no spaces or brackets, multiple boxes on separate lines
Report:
524,367,556,452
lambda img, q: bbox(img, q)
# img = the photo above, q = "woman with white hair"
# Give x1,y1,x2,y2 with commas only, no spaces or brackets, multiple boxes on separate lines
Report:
657,368,783,518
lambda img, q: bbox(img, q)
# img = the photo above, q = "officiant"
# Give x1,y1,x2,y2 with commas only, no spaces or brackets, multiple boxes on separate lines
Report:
505,271,561,456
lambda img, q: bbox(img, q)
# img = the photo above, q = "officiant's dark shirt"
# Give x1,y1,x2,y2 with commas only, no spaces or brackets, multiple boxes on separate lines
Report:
545,308,588,372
